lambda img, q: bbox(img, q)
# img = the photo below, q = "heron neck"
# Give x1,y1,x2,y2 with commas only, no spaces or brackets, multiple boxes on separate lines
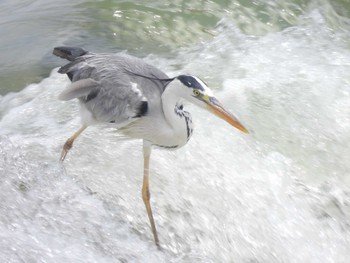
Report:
161,88,183,126
161,87,190,141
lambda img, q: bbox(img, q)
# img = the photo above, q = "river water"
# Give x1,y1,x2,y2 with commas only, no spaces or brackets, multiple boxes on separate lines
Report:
1,0,350,262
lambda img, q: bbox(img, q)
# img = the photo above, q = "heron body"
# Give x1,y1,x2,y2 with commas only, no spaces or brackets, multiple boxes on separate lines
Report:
53,46,248,246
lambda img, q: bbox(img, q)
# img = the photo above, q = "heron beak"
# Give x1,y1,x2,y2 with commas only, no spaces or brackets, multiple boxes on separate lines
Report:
204,96,249,134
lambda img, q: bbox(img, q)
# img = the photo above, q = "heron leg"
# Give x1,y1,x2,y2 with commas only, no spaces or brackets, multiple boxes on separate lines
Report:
142,142,160,246
60,126,87,162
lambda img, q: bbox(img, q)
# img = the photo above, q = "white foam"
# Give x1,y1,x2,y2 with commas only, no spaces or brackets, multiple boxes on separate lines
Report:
1,9,350,262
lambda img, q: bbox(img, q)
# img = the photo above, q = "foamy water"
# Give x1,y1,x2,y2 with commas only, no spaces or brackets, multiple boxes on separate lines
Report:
1,5,350,263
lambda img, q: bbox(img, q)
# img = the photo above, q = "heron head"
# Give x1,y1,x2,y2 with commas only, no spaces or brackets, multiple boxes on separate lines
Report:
175,75,249,134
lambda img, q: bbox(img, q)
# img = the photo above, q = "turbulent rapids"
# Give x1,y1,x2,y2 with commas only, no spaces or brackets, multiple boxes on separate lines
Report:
1,1,350,262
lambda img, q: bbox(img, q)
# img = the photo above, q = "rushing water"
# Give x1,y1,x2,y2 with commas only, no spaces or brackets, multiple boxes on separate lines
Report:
1,0,350,262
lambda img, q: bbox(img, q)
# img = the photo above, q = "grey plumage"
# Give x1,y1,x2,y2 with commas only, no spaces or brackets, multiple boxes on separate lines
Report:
58,78,99,101
55,47,169,125
53,46,248,246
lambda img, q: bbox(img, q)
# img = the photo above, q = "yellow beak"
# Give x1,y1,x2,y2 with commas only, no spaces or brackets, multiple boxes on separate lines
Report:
205,96,249,134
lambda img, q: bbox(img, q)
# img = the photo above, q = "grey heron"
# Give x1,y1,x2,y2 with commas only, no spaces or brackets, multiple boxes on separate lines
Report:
53,46,248,246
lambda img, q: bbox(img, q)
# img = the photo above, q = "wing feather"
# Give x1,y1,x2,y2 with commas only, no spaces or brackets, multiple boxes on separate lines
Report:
57,52,168,125
58,78,99,101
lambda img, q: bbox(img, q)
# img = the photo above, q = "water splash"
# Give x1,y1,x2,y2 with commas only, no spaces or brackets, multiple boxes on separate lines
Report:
1,7,350,263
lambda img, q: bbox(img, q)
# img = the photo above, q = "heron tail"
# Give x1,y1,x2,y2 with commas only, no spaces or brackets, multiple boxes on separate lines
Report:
53,46,88,61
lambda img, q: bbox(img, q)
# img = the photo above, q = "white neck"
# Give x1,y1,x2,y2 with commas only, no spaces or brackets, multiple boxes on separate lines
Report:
161,86,185,130
160,84,192,148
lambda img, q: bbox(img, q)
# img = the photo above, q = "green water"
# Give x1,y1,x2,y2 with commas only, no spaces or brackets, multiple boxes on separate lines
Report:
0,0,349,94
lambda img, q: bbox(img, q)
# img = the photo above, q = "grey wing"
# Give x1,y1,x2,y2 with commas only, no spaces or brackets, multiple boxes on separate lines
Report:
83,79,148,124
58,53,167,125
58,78,99,101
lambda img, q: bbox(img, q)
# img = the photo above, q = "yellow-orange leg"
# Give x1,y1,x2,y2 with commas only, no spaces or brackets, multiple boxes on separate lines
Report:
60,126,87,162
142,142,159,246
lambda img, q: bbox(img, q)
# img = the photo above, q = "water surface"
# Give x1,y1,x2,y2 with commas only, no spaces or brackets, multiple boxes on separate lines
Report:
1,0,350,262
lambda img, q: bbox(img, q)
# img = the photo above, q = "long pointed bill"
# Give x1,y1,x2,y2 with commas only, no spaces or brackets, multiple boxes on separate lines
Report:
205,97,249,134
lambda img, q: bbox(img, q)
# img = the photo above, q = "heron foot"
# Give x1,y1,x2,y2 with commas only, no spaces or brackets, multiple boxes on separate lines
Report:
60,139,73,162
142,183,160,247
60,126,87,162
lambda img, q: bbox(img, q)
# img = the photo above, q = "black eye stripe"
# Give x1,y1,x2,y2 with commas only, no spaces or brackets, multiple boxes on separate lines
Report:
177,75,205,91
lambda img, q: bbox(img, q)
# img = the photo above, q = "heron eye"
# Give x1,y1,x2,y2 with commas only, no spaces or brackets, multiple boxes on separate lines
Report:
193,90,201,96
